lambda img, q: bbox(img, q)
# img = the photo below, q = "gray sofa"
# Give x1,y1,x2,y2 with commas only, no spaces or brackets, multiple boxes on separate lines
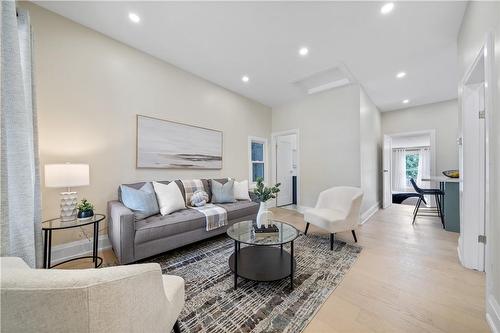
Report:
107,179,259,264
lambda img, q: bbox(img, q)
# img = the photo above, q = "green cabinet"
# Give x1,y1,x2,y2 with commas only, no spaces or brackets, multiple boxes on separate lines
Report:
440,182,460,233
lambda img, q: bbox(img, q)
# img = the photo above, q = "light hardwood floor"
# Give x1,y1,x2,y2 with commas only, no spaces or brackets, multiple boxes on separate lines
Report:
59,204,489,332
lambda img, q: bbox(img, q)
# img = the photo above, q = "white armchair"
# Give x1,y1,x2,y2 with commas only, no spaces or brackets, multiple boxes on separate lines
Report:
0,257,185,333
304,186,363,250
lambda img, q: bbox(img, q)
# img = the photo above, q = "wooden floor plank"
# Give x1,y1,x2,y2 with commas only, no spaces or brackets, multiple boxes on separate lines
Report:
58,204,489,332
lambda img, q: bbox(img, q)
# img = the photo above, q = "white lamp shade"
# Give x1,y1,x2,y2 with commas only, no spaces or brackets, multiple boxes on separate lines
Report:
44,164,90,188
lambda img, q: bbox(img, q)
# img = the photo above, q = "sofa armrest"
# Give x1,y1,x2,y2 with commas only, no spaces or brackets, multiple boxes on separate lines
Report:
107,200,135,264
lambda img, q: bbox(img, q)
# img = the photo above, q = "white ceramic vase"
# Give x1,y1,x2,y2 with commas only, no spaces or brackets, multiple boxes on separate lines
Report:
256,201,270,228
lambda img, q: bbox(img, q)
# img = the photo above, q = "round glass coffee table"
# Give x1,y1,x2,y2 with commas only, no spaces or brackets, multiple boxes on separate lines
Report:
226,220,299,290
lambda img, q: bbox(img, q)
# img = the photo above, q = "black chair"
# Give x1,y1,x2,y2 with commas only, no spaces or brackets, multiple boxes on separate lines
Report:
409,178,445,227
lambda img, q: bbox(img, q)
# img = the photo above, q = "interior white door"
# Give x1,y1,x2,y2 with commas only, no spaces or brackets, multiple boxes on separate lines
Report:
276,136,294,206
460,83,486,271
383,135,392,208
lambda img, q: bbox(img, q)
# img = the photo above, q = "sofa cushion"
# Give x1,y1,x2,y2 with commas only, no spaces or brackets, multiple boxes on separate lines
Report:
202,178,229,202
153,181,186,216
214,201,259,220
120,182,159,220
119,180,186,202
211,179,236,203
135,209,206,244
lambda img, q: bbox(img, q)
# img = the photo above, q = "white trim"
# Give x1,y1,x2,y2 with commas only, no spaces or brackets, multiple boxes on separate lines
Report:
248,136,268,186
361,201,380,224
487,295,500,333
271,129,300,207
50,235,111,265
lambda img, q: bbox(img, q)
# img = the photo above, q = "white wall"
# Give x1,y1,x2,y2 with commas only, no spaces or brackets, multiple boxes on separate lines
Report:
272,85,361,208
382,99,459,173
391,134,430,149
359,88,382,215
457,2,500,331
24,3,272,245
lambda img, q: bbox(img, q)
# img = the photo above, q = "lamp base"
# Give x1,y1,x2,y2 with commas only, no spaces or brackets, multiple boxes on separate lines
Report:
60,191,78,221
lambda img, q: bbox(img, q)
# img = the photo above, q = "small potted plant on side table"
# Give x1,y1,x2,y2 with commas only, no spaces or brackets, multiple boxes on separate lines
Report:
253,177,280,227
77,199,94,220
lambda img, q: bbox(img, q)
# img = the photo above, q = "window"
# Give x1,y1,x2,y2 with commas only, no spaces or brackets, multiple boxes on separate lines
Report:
249,137,267,183
405,153,419,187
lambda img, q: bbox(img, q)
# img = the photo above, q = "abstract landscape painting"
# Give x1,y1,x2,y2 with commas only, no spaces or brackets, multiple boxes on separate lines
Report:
137,115,222,169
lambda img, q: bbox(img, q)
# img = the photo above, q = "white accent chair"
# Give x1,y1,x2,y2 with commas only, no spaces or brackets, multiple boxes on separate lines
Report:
304,186,363,250
0,257,184,333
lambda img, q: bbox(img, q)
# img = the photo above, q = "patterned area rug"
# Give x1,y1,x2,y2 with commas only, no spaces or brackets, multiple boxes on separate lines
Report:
141,233,361,333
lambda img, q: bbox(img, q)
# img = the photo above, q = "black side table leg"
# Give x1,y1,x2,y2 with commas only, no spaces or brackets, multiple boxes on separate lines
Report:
234,240,238,290
43,229,48,269
93,221,99,268
290,240,294,291
47,230,52,269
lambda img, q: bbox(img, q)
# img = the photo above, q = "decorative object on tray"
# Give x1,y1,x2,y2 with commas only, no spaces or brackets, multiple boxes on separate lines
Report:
137,115,222,169
190,190,208,207
253,177,280,227
442,170,459,178
44,163,90,221
77,199,94,220
253,223,279,233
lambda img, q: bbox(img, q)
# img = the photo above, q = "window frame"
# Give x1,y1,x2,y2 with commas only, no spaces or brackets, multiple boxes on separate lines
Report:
248,136,268,186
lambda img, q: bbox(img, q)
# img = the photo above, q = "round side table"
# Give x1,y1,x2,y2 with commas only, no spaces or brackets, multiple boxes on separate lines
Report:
42,214,105,269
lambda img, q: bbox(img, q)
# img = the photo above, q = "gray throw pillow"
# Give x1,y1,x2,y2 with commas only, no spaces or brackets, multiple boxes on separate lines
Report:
120,182,160,220
210,179,236,204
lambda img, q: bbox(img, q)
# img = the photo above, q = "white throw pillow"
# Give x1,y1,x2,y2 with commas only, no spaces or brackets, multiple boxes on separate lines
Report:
233,180,251,201
152,181,186,215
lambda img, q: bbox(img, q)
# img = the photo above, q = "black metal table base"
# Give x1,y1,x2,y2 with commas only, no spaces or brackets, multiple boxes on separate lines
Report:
43,220,101,269
229,240,295,290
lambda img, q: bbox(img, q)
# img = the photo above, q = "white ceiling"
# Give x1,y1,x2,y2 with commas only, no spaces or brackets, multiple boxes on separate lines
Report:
35,1,466,111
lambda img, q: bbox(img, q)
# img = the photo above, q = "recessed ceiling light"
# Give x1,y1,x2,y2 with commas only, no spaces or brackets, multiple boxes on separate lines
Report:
396,72,406,78
128,12,141,23
403,99,409,104
380,2,394,14
299,47,309,56
241,75,249,83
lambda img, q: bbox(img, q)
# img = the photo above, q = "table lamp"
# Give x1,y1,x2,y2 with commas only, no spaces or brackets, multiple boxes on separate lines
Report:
45,163,90,221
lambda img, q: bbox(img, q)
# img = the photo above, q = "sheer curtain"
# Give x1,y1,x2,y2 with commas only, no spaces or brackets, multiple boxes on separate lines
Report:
416,148,431,188
392,149,407,192
1,3,42,267
416,147,431,205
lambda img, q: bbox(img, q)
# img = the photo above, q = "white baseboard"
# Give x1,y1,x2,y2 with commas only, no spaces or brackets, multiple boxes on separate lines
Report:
487,295,500,333
361,201,380,224
50,235,111,265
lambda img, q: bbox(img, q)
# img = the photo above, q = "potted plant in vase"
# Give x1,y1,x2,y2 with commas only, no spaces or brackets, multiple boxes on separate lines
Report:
253,177,280,227
77,199,94,220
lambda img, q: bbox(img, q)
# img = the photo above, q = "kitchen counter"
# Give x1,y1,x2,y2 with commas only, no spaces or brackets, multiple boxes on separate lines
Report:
422,176,461,183
422,176,460,233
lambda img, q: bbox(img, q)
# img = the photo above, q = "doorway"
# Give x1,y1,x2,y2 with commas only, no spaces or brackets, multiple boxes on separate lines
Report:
382,130,436,208
272,130,299,208
459,36,492,272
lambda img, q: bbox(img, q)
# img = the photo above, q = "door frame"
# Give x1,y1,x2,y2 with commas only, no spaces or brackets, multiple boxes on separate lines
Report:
459,33,496,330
382,129,437,207
271,129,300,208
458,33,493,273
